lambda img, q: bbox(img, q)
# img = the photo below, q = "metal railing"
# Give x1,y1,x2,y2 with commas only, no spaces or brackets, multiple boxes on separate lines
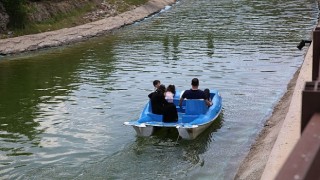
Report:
275,27,320,179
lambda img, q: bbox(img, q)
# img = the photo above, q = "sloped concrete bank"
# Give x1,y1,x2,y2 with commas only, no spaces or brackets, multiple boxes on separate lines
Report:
260,42,312,179
0,0,175,55
235,40,313,179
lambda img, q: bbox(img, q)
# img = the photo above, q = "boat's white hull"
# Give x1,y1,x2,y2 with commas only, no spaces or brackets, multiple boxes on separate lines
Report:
177,122,213,140
131,118,215,140
133,125,154,137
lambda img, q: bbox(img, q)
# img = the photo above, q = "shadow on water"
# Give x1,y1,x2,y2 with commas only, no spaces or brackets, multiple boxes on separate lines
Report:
151,112,224,144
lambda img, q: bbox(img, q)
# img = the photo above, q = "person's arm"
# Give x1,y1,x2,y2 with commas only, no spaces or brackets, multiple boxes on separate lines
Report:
179,97,183,107
205,99,213,106
179,91,186,107
201,91,212,106
148,92,153,99
162,94,168,105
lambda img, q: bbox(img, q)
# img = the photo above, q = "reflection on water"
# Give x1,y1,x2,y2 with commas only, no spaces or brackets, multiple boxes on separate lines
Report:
163,34,181,60
0,55,81,155
0,41,119,179
0,0,318,179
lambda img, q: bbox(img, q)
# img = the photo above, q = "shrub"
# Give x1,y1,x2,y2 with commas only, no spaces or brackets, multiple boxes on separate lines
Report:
1,0,27,29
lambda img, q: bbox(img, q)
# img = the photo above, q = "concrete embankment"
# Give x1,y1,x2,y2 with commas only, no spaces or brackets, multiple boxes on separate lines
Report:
0,0,175,55
235,31,313,180
260,41,312,179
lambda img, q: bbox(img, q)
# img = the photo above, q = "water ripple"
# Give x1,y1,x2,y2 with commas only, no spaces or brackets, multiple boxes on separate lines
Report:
0,0,318,179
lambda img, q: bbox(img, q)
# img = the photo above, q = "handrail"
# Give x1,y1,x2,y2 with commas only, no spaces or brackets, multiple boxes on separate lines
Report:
275,113,320,179
275,25,320,179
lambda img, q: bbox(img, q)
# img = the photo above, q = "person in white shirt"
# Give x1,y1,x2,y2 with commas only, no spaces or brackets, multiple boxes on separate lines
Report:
163,84,178,122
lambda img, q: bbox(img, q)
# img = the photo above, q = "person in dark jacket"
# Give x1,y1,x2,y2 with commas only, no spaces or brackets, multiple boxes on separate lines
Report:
150,84,167,115
148,80,161,99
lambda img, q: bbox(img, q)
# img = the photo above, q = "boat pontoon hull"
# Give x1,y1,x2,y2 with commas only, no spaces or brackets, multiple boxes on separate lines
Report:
124,89,222,140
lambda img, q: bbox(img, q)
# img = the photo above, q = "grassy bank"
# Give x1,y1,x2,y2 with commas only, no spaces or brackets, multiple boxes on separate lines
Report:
2,0,148,38
14,3,96,36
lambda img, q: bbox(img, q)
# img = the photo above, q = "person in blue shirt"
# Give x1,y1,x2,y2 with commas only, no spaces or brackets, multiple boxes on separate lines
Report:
179,78,212,107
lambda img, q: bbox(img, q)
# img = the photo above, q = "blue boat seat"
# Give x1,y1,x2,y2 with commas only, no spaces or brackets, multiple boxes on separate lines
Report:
185,99,208,115
173,99,186,106
173,98,186,113
181,114,198,123
147,113,163,122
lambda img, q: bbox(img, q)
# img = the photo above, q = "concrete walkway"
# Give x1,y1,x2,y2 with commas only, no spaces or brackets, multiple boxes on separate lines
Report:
260,39,313,179
0,0,175,55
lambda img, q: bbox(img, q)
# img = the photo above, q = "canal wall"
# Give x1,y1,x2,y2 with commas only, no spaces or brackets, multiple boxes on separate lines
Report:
235,32,313,179
259,38,313,179
0,0,176,55
237,2,320,178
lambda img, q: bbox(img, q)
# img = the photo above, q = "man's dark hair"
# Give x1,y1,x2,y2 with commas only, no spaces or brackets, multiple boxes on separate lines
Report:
191,78,199,86
153,80,160,87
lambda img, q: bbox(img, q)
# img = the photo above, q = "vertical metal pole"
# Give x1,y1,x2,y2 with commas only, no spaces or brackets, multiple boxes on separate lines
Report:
301,82,320,133
312,27,320,81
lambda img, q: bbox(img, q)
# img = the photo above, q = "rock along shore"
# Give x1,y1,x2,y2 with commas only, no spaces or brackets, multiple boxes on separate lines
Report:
0,0,176,55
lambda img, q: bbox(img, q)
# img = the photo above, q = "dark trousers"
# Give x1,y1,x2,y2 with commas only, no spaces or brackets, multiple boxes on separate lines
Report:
163,103,178,122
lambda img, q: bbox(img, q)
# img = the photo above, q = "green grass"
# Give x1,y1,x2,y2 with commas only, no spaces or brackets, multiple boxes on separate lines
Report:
14,3,96,36
11,0,149,37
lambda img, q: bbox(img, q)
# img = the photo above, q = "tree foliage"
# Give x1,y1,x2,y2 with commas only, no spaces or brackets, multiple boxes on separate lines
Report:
1,0,27,29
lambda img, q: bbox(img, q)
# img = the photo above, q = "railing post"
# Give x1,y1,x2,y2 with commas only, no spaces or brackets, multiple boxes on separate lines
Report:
301,26,320,132
312,27,320,80
301,81,320,133
276,113,320,180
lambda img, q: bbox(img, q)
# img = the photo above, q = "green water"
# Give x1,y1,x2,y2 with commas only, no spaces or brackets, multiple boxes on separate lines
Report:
0,0,318,179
